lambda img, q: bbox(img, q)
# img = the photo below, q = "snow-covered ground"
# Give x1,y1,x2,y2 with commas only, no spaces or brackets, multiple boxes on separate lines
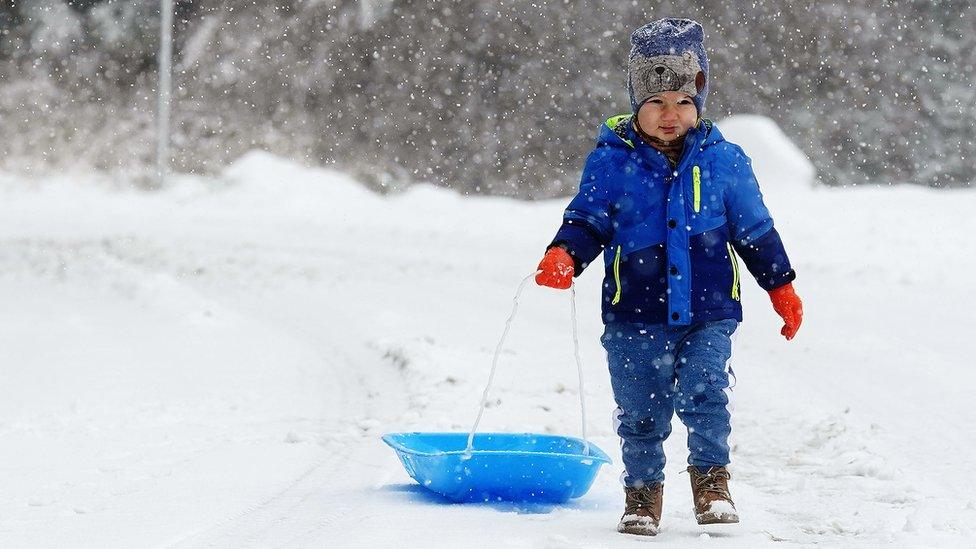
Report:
1,117,974,548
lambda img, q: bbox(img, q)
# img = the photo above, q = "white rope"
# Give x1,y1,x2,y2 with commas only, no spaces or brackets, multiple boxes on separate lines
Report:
465,271,591,456
570,280,590,455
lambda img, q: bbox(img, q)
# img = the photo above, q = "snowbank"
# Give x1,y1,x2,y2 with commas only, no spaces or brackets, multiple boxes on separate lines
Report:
717,114,817,193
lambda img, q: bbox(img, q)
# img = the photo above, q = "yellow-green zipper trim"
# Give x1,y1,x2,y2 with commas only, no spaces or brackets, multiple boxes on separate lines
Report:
611,245,622,305
727,242,740,301
692,165,701,213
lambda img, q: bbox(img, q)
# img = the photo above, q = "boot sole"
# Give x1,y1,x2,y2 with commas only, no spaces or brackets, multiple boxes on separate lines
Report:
696,512,739,525
617,522,659,536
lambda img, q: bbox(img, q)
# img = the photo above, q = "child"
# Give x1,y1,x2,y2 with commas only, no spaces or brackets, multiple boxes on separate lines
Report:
534,18,803,536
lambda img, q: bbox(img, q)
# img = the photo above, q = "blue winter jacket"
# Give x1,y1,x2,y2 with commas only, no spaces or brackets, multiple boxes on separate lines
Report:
550,114,795,326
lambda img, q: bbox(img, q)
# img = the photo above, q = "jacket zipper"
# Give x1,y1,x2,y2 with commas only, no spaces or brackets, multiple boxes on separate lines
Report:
611,245,622,305
692,165,701,213
726,242,740,301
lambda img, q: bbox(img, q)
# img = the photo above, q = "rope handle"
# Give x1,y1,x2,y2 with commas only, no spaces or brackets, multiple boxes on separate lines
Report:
464,270,590,456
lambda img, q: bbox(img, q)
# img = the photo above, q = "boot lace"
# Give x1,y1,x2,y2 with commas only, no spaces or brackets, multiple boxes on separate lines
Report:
627,486,660,509
693,468,731,499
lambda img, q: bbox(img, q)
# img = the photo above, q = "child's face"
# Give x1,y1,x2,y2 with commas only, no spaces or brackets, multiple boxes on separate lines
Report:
636,92,698,141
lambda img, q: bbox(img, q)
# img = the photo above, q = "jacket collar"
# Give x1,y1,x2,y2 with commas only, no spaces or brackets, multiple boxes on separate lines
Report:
599,116,724,175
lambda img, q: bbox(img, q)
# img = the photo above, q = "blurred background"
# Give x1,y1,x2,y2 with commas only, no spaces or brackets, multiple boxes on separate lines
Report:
1,0,973,195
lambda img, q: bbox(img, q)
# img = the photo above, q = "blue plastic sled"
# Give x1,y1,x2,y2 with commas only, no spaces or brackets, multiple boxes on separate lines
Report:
382,432,611,503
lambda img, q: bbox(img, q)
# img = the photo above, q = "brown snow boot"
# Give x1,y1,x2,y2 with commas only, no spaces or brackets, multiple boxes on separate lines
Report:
688,466,739,525
617,483,663,536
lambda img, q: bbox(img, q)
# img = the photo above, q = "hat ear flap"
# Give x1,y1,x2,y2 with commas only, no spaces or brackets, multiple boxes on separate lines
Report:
695,71,706,94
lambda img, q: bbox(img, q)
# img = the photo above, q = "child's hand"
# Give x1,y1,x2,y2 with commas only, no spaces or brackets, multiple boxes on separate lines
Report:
768,282,803,340
535,246,575,289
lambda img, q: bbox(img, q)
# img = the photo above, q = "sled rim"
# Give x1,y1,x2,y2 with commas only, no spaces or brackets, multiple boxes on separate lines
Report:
382,432,612,464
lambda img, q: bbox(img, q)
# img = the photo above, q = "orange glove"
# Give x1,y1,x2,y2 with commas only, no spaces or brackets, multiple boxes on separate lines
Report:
768,282,803,340
535,246,575,289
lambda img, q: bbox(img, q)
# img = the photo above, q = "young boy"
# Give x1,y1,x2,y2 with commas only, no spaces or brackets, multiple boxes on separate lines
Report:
535,18,803,536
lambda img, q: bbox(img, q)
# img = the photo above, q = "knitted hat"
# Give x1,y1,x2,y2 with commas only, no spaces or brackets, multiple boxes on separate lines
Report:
628,18,710,115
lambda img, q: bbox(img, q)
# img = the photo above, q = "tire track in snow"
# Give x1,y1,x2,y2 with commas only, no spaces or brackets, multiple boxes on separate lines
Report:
162,299,403,548
69,229,422,547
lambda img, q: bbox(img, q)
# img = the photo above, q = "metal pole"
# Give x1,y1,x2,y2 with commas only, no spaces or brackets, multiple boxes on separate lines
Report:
156,0,174,187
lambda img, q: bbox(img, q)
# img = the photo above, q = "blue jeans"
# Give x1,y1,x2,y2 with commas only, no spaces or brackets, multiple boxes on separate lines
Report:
601,319,737,487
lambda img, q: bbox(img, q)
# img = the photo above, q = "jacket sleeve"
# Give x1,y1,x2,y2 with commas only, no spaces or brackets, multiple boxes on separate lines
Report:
723,145,797,291
548,145,616,276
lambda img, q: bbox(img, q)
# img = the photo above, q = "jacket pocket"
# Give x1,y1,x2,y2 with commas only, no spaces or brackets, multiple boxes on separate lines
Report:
692,165,701,213
726,242,740,301
611,245,623,305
